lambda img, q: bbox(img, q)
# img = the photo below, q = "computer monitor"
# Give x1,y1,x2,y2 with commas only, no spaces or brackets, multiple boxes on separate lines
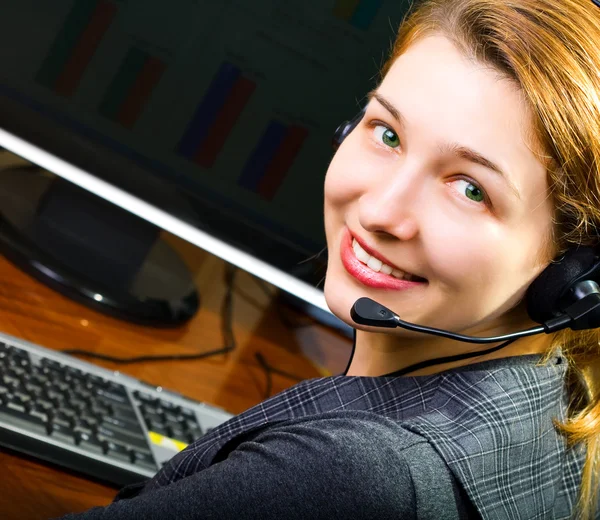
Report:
0,1,410,328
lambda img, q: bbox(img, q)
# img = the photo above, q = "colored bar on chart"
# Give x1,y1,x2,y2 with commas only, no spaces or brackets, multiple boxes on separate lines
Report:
37,0,117,97
257,126,309,201
333,0,382,30
193,77,256,168
177,62,255,167
239,121,287,193
100,48,166,129
239,121,308,201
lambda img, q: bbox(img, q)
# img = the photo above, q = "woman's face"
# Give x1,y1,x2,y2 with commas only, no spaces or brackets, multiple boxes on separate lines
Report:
324,35,554,337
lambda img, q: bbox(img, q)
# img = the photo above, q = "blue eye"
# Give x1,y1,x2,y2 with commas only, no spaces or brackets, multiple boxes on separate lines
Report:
450,179,486,204
373,125,400,148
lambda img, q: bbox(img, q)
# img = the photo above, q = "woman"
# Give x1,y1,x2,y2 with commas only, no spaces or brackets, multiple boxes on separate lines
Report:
62,0,600,518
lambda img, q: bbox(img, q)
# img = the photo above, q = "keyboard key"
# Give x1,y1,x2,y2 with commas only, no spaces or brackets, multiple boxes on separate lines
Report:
30,374,49,388
97,388,129,406
2,375,20,389
133,390,157,405
35,399,54,411
14,392,31,405
104,441,131,463
65,366,86,382
8,365,27,377
80,414,99,426
144,410,164,425
74,424,93,436
0,403,47,435
96,424,148,450
131,450,157,471
164,411,185,424
90,404,111,417
169,426,188,443
76,389,93,402
149,423,171,437
180,407,197,420
53,411,74,429
76,431,103,454
86,374,107,388
47,389,66,402
158,399,180,413
107,382,127,396
112,406,138,423
41,359,63,371
58,407,77,418
7,400,27,414
68,398,88,412
49,422,76,444
24,382,44,396
102,415,142,434
29,408,50,424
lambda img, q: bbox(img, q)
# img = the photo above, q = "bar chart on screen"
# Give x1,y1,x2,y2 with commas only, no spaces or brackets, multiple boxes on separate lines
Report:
10,0,404,241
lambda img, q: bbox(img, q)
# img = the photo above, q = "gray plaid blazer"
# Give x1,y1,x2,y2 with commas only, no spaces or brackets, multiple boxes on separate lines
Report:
132,352,585,519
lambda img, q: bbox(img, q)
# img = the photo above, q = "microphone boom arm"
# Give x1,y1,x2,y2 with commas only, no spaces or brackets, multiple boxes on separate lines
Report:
350,297,571,344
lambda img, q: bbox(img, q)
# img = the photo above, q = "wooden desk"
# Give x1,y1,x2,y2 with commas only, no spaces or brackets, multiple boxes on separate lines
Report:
0,233,351,519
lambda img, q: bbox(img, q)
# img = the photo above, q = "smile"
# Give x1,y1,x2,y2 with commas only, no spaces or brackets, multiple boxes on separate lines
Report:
340,228,428,290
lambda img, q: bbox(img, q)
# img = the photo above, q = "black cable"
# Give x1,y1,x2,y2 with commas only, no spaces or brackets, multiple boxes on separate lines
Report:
250,274,322,330
379,337,518,378
255,353,273,399
62,264,238,364
342,331,519,377
341,329,357,376
254,352,305,399
62,265,313,398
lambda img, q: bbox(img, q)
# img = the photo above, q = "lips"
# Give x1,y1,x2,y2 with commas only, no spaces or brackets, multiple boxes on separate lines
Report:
340,228,427,290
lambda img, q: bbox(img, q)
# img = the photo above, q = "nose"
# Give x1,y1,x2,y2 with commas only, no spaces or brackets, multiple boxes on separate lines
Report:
357,173,420,241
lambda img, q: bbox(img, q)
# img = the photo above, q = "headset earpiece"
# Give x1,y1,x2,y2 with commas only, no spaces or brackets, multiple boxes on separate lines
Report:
332,108,366,150
525,246,600,328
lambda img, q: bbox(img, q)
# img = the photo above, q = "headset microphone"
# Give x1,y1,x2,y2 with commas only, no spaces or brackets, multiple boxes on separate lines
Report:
351,286,600,343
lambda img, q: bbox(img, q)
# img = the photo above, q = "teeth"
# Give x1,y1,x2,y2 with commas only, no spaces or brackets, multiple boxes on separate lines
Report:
353,240,371,263
367,257,382,272
352,239,420,281
380,264,393,275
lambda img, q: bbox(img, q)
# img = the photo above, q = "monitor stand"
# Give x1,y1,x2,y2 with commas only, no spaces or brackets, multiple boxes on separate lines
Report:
0,165,199,327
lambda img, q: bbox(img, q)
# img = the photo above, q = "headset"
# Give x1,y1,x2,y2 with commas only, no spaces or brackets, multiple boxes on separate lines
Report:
331,109,600,374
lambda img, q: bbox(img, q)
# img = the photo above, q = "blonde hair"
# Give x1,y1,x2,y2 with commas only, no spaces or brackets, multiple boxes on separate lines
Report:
382,0,600,517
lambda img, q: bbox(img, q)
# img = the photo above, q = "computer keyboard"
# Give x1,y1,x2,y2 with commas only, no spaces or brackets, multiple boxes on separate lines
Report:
0,332,234,487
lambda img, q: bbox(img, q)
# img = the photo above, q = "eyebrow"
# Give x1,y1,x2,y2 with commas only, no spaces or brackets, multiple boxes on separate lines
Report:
367,90,521,200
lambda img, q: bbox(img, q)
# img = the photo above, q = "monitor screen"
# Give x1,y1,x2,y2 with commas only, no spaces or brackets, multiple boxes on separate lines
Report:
0,0,411,313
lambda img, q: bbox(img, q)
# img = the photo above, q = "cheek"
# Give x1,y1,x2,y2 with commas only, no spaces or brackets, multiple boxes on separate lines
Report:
324,161,353,209
324,139,374,208
428,226,540,322
424,218,510,292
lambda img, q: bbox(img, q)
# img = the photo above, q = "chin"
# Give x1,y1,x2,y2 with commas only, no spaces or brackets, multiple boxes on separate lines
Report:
324,273,375,331
323,275,355,326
